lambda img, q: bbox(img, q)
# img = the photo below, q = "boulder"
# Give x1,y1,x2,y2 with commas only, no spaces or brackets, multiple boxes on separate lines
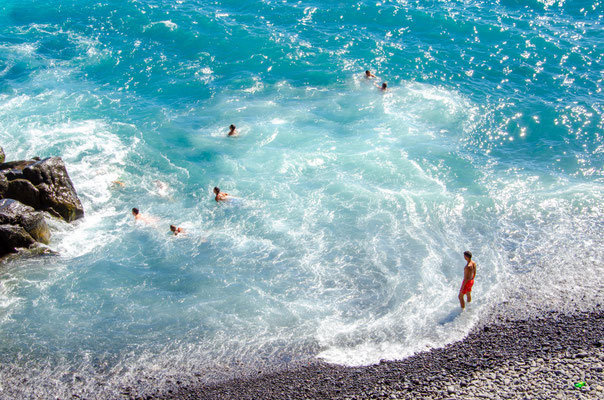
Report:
0,146,4,163
0,224,37,254
0,199,50,244
0,154,83,258
0,157,84,222
0,173,7,198
5,179,41,209
0,160,34,180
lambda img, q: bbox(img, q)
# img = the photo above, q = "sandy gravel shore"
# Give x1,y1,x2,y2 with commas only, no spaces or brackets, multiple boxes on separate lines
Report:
130,307,602,400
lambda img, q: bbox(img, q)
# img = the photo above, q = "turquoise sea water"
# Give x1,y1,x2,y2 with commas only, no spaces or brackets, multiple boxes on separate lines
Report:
0,0,602,398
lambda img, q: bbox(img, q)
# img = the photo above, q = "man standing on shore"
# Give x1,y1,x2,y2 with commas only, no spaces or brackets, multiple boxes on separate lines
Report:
459,251,476,310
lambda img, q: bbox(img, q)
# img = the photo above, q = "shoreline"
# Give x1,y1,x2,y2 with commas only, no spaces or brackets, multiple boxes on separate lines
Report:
134,306,603,400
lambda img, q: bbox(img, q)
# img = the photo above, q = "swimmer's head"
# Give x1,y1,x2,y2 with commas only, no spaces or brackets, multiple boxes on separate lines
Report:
213,187,220,194
381,82,388,90
229,124,236,131
365,70,371,76
132,208,139,216
170,225,177,232
464,250,472,260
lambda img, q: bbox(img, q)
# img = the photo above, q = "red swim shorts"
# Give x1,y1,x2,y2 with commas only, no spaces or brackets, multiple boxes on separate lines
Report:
461,279,474,294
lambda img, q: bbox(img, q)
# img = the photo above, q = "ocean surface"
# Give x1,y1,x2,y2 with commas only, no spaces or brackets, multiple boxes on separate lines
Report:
0,0,602,398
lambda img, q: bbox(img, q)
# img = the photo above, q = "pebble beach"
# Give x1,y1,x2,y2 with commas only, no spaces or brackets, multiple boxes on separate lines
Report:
141,306,603,400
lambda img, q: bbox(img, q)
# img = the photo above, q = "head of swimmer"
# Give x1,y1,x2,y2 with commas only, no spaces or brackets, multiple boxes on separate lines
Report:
464,251,472,262
170,225,177,233
213,187,220,195
381,82,387,90
132,207,139,216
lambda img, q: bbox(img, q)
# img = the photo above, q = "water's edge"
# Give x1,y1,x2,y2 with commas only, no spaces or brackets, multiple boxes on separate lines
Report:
139,301,604,400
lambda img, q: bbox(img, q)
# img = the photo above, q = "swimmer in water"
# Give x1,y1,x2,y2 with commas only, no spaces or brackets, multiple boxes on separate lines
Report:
213,187,230,202
227,124,238,137
131,207,155,223
170,225,184,236
111,180,125,188
364,70,376,79
380,82,388,91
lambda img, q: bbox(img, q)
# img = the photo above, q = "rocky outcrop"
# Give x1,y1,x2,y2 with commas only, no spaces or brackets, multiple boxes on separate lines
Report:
0,199,51,243
0,223,37,251
0,173,7,197
0,150,83,257
0,156,84,222
0,199,50,255
0,224,38,254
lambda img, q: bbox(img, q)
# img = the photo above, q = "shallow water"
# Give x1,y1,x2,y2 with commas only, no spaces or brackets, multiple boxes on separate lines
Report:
0,0,602,398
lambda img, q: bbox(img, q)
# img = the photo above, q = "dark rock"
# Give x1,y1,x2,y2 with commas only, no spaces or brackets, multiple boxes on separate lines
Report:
0,146,4,163
0,160,33,179
0,224,37,254
5,179,41,209
0,199,50,244
24,157,84,221
0,157,84,222
0,173,7,197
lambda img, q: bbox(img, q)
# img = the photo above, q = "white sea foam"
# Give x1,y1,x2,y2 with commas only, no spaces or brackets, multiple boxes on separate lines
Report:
144,20,178,31
0,42,37,56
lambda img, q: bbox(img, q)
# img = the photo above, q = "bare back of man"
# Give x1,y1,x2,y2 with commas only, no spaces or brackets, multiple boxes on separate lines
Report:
132,208,158,224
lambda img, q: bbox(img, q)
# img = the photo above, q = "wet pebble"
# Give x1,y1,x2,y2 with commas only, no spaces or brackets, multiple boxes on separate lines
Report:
131,309,603,400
